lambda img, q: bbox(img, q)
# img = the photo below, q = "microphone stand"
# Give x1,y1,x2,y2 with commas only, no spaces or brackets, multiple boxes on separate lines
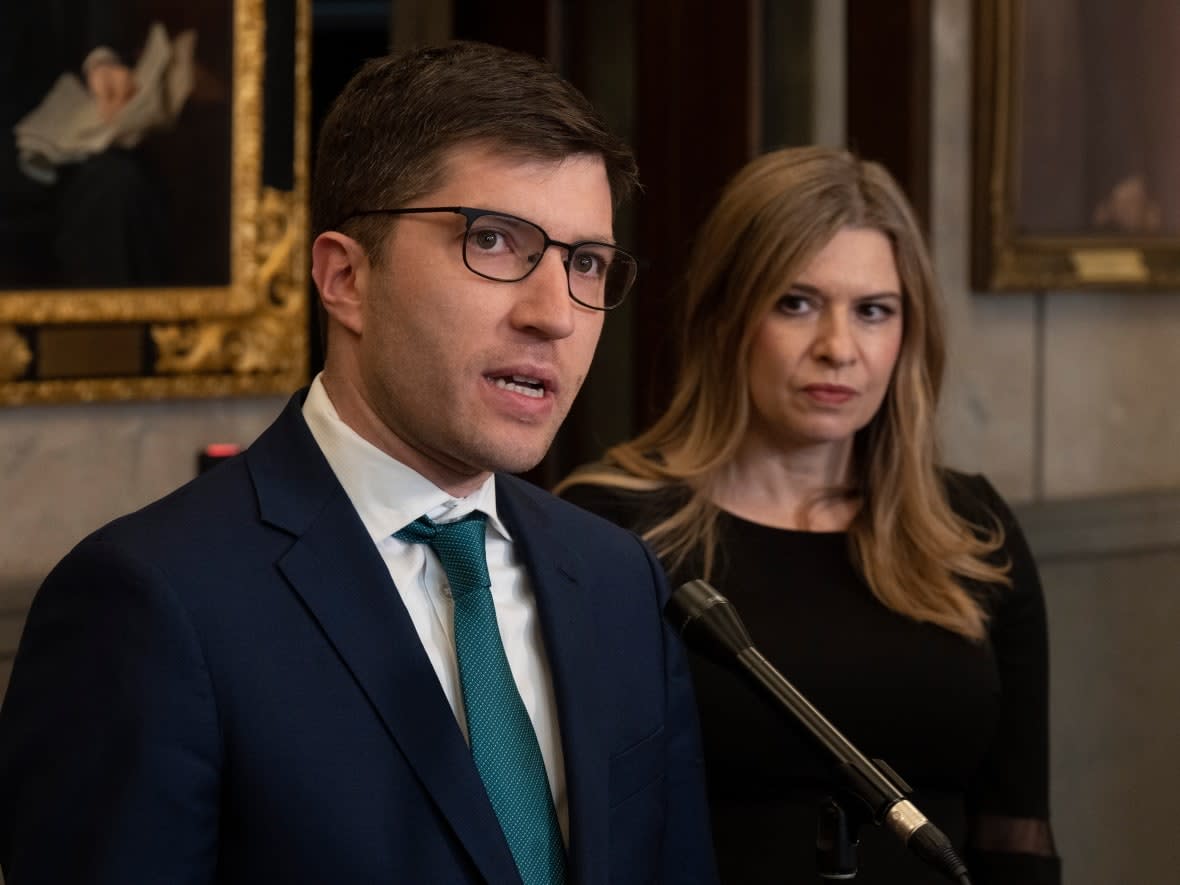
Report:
816,795,861,880
668,580,973,885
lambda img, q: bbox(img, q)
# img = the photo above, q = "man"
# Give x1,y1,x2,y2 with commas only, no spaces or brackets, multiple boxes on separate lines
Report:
0,42,718,884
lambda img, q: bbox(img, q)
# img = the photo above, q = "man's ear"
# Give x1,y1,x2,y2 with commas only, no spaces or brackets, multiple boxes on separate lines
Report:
311,231,371,336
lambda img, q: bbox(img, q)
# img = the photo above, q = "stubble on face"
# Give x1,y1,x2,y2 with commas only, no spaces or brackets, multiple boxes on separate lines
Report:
337,147,612,495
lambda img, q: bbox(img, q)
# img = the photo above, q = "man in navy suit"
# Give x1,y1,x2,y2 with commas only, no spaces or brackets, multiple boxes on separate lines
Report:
0,42,719,884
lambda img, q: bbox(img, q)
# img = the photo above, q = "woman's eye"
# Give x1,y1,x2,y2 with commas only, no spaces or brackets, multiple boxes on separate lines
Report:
776,293,812,314
859,302,896,321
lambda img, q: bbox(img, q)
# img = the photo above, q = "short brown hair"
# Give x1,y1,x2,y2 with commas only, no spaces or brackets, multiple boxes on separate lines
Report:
311,41,639,257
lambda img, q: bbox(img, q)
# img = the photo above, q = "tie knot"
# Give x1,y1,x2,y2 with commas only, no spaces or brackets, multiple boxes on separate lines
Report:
394,512,490,596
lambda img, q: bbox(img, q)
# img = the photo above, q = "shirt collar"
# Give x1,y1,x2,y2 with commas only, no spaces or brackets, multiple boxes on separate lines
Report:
302,374,512,542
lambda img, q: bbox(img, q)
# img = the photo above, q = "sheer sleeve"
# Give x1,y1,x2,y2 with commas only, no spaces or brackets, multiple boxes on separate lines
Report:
957,474,1062,884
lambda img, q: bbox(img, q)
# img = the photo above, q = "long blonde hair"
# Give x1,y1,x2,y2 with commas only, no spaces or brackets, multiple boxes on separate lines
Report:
557,146,1007,640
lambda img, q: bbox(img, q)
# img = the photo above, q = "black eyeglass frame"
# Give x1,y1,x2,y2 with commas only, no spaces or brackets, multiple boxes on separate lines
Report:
342,206,638,311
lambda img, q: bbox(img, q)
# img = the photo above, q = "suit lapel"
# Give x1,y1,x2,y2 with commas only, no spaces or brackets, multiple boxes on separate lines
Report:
247,395,522,885
497,476,610,885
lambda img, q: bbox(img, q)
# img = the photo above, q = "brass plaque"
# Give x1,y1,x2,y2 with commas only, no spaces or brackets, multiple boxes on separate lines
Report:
1069,249,1150,284
37,326,145,379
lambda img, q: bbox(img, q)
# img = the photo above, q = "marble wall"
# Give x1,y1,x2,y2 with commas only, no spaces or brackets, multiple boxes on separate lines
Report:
932,0,1180,502
0,396,287,691
1018,491,1180,885
932,0,1042,496
932,1,1180,881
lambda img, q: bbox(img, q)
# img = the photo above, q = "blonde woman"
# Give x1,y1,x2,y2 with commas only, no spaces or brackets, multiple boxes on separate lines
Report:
557,147,1059,884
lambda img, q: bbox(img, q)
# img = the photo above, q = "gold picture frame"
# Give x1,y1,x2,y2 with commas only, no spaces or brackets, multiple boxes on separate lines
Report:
0,0,310,404
971,0,1180,291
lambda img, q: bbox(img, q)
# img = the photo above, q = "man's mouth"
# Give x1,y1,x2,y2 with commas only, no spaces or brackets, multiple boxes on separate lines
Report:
492,374,547,399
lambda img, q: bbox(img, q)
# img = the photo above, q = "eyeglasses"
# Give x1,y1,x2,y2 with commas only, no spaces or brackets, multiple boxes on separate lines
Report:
344,206,638,310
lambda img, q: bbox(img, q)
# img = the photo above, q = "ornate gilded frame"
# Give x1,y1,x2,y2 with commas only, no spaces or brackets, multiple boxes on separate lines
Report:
0,0,310,404
971,0,1180,291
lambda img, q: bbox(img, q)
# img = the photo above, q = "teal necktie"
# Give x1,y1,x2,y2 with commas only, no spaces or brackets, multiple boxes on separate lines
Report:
395,512,567,885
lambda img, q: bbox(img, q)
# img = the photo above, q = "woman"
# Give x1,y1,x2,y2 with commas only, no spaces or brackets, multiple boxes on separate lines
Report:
557,147,1060,884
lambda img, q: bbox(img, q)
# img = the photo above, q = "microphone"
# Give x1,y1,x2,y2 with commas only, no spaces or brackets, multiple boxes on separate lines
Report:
667,579,972,884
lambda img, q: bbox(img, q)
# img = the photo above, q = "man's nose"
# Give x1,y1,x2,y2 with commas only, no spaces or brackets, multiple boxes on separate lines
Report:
509,247,576,339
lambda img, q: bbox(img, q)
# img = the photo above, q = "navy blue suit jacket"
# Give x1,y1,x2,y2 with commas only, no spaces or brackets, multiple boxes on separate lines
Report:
0,392,718,884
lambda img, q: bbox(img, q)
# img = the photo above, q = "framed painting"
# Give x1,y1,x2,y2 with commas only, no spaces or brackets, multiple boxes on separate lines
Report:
971,0,1180,291
0,0,310,404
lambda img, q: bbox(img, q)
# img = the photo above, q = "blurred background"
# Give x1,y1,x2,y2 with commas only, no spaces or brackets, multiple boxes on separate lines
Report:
2,1,1177,881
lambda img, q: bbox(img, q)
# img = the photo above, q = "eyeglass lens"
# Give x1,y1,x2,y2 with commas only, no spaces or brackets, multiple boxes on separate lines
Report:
463,213,637,309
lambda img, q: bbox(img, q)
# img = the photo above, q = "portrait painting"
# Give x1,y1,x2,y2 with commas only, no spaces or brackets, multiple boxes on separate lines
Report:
971,0,1180,290
0,0,310,404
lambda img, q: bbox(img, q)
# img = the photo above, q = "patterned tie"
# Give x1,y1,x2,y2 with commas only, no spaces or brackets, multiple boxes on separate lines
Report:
394,512,567,885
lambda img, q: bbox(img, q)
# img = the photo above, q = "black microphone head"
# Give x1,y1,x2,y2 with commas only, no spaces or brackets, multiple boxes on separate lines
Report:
665,580,754,666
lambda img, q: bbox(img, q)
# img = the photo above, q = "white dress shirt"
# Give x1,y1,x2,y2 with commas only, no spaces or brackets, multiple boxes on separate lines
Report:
302,375,568,841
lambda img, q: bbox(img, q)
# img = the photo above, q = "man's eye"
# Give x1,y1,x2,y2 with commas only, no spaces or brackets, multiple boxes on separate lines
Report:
572,252,604,276
471,229,505,251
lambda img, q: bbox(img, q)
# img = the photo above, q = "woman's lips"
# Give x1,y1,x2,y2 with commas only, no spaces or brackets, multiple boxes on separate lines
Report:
803,384,857,404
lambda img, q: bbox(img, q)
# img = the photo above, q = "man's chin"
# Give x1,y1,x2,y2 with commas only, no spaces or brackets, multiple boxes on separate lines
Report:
478,431,560,477
496,447,555,477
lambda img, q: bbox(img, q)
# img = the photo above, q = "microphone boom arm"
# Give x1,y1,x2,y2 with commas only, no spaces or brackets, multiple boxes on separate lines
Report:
669,580,971,884
738,647,927,840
